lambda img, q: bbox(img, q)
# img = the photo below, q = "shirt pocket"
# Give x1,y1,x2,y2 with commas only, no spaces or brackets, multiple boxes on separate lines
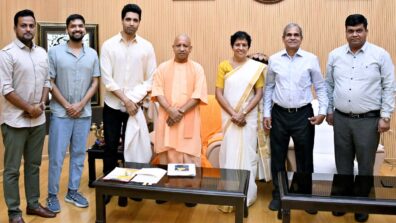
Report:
356,61,380,81
35,61,49,77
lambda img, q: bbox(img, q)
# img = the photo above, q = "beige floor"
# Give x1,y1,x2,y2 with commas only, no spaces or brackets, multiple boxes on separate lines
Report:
1,157,396,223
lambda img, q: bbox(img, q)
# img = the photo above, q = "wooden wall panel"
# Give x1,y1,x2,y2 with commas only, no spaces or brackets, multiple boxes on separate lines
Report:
1,0,396,172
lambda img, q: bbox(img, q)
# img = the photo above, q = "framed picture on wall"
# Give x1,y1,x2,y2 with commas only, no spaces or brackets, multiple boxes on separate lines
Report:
36,22,100,107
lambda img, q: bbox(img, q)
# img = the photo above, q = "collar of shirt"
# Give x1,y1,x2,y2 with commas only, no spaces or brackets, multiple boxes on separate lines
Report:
65,42,86,58
345,41,369,55
116,32,139,44
14,38,36,50
280,48,304,59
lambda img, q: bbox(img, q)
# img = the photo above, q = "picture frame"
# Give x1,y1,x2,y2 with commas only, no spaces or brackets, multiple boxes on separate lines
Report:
36,22,100,107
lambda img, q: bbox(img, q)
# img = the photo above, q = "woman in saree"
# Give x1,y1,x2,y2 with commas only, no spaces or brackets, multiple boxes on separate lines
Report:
215,31,267,209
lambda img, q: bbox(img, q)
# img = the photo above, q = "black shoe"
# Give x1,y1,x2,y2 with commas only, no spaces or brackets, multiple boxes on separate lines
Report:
129,197,143,202
305,209,318,215
104,195,112,205
155,200,167,204
332,211,346,216
118,196,127,207
185,203,197,207
268,199,280,211
355,213,369,222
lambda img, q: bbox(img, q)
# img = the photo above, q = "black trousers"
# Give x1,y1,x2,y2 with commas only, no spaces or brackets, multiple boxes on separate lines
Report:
270,104,315,199
102,103,129,174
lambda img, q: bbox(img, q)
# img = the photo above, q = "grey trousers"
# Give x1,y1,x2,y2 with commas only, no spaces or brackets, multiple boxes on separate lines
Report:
333,111,379,175
1,123,46,218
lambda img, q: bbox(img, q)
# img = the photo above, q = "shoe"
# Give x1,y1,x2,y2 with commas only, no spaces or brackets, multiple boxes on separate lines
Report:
46,195,60,213
185,203,197,207
268,199,280,211
104,195,112,205
305,209,318,215
9,216,25,223
65,190,89,208
129,197,143,202
26,204,56,218
332,211,346,216
118,196,127,207
155,200,167,204
355,213,369,222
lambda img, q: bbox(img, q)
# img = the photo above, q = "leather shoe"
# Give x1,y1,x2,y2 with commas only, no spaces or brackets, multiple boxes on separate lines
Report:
156,200,167,204
268,199,280,211
185,203,197,207
9,216,25,223
104,195,112,205
305,209,318,215
129,197,143,202
26,204,56,218
332,211,346,216
355,213,369,222
118,196,128,207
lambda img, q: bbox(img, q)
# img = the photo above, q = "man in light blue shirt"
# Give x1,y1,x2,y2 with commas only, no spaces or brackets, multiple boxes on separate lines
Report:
326,14,394,222
263,23,328,213
46,14,100,213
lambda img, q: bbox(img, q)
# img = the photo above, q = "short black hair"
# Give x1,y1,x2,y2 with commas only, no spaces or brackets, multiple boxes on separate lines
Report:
345,14,368,29
14,9,35,27
121,4,142,20
66,14,85,27
230,31,251,48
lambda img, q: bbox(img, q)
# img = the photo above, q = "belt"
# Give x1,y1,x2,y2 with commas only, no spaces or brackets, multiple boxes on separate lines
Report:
274,103,311,113
335,109,380,119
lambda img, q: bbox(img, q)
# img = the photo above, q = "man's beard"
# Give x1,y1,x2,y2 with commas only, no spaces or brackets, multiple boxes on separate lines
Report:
17,33,34,46
69,32,85,42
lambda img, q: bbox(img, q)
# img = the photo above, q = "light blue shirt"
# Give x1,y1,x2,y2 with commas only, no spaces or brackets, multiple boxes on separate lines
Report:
264,49,328,117
326,42,395,118
48,43,100,118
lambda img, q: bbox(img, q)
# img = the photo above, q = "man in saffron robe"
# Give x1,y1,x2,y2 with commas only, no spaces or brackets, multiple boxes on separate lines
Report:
152,34,208,166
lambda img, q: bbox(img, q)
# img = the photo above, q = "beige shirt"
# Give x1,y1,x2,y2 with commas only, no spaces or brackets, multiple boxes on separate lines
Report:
0,39,50,127
100,33,157,110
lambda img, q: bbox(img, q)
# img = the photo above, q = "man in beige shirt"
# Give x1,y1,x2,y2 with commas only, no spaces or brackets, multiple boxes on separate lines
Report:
0,9,55,223
100,4,157,204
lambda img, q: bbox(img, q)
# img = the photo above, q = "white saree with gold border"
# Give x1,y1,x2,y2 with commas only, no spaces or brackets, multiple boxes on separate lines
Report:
219,59,267,206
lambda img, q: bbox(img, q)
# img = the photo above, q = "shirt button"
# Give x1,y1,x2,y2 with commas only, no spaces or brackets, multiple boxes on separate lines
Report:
351,78,353,80
349,88,351,91
348,100,351,102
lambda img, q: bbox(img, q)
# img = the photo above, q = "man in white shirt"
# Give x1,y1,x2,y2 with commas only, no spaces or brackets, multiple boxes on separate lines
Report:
100,3,157,204
326,14,394,222
0,9,55,223
263,23,328,213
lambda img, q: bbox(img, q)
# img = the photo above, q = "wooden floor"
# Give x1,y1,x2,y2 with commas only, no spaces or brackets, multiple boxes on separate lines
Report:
1,158,396,223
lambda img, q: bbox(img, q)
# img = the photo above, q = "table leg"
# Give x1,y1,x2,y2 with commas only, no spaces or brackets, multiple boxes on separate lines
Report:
282,209,290,223
244,198,248,217
235,201,244,223
95,190,106,223
88,153,96,188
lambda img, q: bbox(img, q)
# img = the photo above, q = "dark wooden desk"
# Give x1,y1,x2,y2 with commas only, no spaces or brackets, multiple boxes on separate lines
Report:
93,162,249,223
86,145,124,187
279,171,396,223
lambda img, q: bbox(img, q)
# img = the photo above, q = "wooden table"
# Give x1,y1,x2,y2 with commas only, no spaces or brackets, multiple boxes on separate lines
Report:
278,171,396,223
86,145,124,187
93,162,249,223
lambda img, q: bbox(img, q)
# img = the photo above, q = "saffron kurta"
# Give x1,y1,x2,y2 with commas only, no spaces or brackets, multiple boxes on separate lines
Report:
152,59,208,158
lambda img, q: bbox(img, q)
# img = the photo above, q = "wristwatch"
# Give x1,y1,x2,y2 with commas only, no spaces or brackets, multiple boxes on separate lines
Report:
382,117,391,123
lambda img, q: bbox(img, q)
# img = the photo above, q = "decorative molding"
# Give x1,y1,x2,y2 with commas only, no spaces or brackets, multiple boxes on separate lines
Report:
254,0,284,4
